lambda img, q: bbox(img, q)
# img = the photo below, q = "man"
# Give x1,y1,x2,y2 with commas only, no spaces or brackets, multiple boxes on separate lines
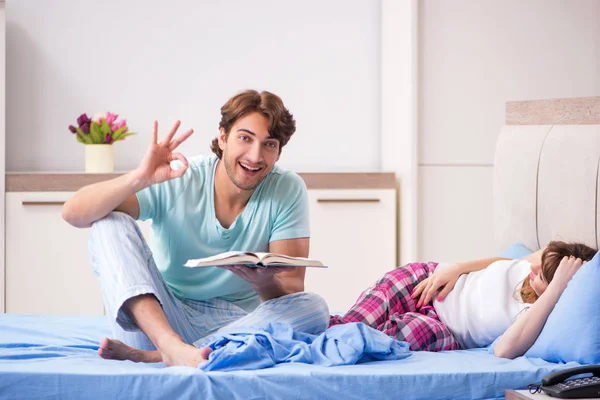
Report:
62,90,329,367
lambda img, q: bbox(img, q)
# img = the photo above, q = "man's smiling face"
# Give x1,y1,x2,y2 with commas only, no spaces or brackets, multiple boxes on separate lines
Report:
219,112,281,191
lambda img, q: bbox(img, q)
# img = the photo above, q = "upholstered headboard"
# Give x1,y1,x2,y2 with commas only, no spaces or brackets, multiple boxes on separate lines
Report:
494,97,600,251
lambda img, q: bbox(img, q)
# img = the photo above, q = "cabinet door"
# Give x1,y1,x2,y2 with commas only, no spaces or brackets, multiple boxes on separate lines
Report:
5,192,150,315
305,189,397,313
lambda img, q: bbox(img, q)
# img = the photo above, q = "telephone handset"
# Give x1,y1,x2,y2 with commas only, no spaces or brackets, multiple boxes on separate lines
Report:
540,365,600,398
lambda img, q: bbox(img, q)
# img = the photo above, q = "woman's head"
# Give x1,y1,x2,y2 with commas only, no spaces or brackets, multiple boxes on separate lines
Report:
520,241,597,303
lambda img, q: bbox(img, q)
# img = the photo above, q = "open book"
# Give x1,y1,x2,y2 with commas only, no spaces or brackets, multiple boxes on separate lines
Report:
184,251,327,269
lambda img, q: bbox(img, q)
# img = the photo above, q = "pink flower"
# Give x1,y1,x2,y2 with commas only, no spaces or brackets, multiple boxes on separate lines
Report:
111,119,127,133
105,133,113,144
105,112,119,125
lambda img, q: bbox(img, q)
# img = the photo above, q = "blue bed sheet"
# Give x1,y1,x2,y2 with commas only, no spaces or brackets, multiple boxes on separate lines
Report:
0,314,581,400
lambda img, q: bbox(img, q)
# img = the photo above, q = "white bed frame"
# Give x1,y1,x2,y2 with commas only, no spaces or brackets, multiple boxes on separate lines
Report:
494,97,600,252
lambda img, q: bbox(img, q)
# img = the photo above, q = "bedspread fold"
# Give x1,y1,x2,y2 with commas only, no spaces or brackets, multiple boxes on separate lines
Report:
201,322,411,371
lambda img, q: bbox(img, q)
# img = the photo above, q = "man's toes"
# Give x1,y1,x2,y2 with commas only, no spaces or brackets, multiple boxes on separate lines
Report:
199,346,213,360
98,346,111,359
99,337,111,351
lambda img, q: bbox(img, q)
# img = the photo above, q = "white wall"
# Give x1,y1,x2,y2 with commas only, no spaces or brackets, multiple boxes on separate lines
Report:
7,0,600,265
418,0,600,262
6,0,381,173
381,0,418,265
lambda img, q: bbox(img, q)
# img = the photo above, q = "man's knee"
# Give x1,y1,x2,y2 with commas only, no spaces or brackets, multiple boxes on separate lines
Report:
302,292,329,315
298,292,330,333
88,211,144,263
92,211,136,229
90,211,138,240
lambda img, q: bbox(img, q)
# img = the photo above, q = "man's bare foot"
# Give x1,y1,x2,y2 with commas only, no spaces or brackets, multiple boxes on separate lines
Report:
98,336,213,367
156,336,213,367
98,338,162,363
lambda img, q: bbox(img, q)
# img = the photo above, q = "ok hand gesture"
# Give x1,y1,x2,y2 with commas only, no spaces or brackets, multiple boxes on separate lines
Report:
136,121,194,186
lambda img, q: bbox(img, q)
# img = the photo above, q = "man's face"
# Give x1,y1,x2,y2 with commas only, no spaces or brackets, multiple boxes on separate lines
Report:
219,112,281,191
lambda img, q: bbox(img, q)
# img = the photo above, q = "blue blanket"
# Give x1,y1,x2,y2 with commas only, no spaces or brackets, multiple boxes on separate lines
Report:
201,322,411,371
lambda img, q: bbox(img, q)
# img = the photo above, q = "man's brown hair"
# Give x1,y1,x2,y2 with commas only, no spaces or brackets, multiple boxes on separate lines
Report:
210,90,296,158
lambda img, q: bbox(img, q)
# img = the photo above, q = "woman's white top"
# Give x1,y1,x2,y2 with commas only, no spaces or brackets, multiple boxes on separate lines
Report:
432,259,531,349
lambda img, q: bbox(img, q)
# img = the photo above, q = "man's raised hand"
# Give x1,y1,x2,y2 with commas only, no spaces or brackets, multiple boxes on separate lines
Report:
135,121,194,186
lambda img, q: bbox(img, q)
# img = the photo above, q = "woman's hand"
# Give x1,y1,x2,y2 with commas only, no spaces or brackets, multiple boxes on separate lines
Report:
549,256,584,292
134,120,194,186
412,264,463,307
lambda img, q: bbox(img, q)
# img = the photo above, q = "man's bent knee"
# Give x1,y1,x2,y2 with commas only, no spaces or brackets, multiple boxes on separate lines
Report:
91,211,136,230
298,292,331,334
90,211,141,244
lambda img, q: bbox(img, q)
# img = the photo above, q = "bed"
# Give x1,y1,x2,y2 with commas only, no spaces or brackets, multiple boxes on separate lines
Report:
1,97,599,400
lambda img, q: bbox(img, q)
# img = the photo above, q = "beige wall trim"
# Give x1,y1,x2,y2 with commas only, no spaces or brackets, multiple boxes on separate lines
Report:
506,97,600,125
6,172,397,192
300,173,396,189
7,174,121,192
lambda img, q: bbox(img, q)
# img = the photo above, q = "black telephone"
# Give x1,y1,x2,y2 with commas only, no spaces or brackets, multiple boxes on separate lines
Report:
540,365,600,398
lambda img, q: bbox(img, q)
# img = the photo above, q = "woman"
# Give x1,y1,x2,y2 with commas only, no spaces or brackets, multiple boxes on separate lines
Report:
329,241,596,358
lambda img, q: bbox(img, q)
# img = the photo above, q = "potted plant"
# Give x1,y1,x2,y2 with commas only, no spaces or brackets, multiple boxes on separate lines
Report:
68,112,136,173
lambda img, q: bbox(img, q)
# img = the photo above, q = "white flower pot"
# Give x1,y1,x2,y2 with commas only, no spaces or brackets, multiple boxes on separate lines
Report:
85,144,114,173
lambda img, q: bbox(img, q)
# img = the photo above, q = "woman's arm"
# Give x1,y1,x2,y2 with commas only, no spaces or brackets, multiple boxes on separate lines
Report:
493,256,583,359
413,257,509,307
450,257,510,274
520,246,546,265
414,246,547,307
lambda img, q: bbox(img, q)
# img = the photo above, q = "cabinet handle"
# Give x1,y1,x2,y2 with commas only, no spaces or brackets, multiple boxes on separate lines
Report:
317,198,381,203
22,201,66,206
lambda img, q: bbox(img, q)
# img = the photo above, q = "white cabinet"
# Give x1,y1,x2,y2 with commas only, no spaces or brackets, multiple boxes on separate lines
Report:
5,192,150,315
305,189,397,312
5,188,396,315
5,192,101,314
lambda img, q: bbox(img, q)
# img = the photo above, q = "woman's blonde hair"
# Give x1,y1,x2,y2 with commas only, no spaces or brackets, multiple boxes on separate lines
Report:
519,241,597,303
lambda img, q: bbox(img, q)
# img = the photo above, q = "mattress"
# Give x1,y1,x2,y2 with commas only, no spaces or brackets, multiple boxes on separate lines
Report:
0,314,581,400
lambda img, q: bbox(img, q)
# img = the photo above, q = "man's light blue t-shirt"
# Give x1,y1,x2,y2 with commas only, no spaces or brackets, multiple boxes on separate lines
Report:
136,155,310,305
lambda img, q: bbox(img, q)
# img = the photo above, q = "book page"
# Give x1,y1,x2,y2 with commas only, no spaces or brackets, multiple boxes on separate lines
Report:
261,254,326,267
184,251,326,268
194,251,254,263
252,252,270,261
185,251,258,267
